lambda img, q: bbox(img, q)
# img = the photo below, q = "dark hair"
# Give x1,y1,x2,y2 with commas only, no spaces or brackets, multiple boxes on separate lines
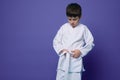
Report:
66,3,82,18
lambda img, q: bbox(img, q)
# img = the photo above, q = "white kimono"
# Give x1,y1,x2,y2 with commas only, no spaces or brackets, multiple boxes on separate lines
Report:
53,23,94,80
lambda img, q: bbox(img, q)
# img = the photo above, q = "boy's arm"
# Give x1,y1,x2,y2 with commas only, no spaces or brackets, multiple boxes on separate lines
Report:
80,27,95,57
53,27,67,56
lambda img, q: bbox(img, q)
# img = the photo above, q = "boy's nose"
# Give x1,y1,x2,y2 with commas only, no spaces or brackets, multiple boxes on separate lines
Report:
71,21,74,24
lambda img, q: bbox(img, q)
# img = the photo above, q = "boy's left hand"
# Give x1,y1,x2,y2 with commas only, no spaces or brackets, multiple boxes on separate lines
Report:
71,49,81,58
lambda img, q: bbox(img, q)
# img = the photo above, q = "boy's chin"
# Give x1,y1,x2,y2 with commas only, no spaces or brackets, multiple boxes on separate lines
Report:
71,25,77,27
70,23,79,27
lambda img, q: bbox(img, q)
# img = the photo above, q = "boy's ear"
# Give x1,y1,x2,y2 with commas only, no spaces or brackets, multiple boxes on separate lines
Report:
79,16,82,19
80,15,82,18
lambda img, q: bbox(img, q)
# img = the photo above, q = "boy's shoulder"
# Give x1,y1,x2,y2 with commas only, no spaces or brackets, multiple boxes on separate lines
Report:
59,23,70,30
78,23,87,28
61,23,70,27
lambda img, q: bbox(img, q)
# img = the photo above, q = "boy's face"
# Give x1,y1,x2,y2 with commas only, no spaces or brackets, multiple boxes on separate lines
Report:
67,16,80,28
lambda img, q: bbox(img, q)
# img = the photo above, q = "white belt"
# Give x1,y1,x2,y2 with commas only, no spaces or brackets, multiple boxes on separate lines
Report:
59,52,73,80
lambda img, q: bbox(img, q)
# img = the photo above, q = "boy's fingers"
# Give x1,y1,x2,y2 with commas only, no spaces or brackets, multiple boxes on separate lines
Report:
71,50,75,52
72,54,75,57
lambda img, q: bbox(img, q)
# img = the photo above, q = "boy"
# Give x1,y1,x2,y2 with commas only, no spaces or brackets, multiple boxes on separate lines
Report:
53,3,94,80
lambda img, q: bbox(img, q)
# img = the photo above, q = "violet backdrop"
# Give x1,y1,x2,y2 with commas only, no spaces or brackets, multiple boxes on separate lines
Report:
0,0,120,80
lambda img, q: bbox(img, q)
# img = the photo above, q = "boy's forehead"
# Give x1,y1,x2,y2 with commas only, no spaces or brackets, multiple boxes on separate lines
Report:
67,16,79,19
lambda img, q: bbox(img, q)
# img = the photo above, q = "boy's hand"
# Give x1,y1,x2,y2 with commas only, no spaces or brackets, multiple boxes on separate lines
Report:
71,49,81,58
60,49,69,54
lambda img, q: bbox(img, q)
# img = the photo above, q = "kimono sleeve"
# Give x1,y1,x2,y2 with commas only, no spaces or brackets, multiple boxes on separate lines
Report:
80,26,95,57
53,26,64,56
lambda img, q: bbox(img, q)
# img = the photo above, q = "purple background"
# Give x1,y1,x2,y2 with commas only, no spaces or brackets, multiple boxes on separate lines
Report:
0,0,120,80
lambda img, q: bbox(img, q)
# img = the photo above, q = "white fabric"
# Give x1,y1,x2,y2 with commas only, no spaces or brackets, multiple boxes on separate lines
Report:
58,52,71,80
67,72,81,80
56,51,81,80
56,70,81,80
53,23,94,80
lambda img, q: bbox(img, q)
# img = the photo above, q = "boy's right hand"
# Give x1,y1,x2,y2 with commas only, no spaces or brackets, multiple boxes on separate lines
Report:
60,49,69,54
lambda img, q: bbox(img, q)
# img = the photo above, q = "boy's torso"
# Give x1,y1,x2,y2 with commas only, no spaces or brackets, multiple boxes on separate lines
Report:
61,23,86,51
57,23,86,72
